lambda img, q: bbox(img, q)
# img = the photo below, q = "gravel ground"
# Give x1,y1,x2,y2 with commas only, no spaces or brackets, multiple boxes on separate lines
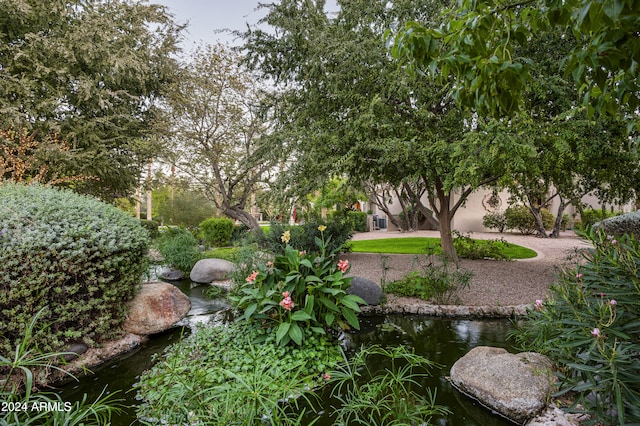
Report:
345,230,592,307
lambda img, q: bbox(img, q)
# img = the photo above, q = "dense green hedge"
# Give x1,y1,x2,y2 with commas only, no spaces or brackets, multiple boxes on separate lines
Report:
504,205,554,234
0,183,150,354
199,217,235,247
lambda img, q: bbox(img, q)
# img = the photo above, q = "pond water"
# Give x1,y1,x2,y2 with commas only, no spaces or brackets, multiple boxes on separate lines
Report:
57,280,517,426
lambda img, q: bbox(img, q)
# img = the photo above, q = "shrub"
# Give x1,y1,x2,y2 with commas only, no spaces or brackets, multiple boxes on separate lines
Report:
135,320,342,425
198,217,235,247
452,231,513,260
155,227,201,273
578,208,618,230
257,220,353,256
505,205,554,234
230,226,366,346
0,183,150,355
482,211,506,232
593,210,640,237
384,254,473,304
346,210,368,232
139,219,160,239
509,230,640,425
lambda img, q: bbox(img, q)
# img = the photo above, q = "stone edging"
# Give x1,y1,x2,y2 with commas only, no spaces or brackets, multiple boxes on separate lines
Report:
362,301,531,318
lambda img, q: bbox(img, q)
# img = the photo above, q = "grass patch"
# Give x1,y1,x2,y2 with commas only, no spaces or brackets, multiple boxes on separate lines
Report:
348,237,537,259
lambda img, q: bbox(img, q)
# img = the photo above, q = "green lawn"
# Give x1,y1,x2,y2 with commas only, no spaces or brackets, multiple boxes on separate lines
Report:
348,237,537,259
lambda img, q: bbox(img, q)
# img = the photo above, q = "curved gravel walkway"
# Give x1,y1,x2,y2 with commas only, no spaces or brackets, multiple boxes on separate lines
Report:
345,230,591,317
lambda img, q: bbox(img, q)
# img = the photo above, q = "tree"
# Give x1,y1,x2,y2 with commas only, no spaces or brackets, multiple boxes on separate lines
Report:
0,0,182,199
242,0,520,260
387,0,640,121
163,43,275,230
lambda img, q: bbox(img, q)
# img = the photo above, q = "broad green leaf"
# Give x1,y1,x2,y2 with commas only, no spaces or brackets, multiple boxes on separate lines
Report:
289,323,303,345
291,311,312,321
244,303,257,321
276,322,290,344
341,308,360,330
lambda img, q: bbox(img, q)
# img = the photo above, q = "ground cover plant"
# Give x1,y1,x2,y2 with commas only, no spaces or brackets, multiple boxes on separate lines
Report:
0,183,150,355
154,227,201,273
510,230,640,424
135,321,342,425
349,236,537,259
1,310,123,425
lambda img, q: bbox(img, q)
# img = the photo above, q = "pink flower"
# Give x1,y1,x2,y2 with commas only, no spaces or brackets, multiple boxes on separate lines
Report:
576,273,583,279
610,299,617,306
612,239,618,245
323,373,331,381
591,327,601,338
299,250,307,256
279,292,295,311
246,271,259,283
534,299,544,311
266,261,274,267
337,259,349,273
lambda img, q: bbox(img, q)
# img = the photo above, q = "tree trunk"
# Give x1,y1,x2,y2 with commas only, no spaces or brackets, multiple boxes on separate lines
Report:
438,209,457,262
550,196,566,238
527,197,548,238
223,205,260,230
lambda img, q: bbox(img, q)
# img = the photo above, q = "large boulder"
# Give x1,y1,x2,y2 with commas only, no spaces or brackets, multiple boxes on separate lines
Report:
347,276,383,305
123,282,191,335
190,258,234,284
449,346,554,425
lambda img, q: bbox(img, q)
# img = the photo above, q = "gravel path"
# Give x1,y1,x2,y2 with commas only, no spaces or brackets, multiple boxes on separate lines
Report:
345,230,591,307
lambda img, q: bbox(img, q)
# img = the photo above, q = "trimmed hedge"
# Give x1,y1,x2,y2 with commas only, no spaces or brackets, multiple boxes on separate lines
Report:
199,217,235,247
0,183,150,354
505,205,554,234
593,211,640,237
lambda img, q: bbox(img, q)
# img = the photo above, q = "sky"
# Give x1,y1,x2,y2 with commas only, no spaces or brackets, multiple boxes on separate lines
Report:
151,0,267,47
151,0,338,48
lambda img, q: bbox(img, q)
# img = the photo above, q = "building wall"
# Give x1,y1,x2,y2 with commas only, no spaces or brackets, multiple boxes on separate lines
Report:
370,187,635,233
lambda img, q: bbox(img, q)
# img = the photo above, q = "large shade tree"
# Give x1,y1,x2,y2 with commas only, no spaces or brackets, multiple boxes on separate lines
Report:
163,43,277,230
0,0,182,198
241,0,524,260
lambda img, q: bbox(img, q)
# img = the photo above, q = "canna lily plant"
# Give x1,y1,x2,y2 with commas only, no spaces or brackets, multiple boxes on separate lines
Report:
231,226,366,346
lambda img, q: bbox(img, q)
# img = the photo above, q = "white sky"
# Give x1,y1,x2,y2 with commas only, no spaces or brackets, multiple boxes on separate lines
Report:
150,0,338,48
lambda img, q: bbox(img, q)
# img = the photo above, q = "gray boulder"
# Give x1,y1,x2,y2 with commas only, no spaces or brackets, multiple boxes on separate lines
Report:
449,346,554,425
347,276,383,305
123,282,191,335
190,258,234,284
159,267,184,281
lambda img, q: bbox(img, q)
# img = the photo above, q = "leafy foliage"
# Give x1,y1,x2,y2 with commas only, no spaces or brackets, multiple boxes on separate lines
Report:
505,205,555,235
384,253,472,304
257,221,353,257
388,0,640,119
510,230,640,424
482,211,507,232
0,183,150,355
230,227,366,346
0,310,124,425
594,211,640,238
577,208,619,230
325,345,450,425
154,227,201,273
198,217,235,248
452,231,514,261
0,0,182,199
135,320,342,425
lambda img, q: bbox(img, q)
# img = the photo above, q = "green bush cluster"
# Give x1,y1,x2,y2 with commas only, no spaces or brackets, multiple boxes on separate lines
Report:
504,205,554,234
593,210,640,237
155,227,201,273
577,208,619,230
482,211,507,232
0,183,150,355
139,219,160,239
198,217,235,247
384,254,473,304
510,230,640,424
256,220,353,256
452,231,513,260
345,210,368,232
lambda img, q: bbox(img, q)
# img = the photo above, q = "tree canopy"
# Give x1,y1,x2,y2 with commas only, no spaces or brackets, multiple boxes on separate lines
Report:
0,0,182,198
387,0,640,121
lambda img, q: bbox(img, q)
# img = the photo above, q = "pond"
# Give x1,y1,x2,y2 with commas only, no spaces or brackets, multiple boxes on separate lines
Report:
56,280,517,426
